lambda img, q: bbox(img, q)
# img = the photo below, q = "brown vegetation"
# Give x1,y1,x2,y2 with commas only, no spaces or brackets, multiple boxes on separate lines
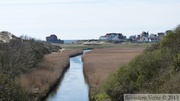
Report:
0,38,61,101
18,49,83,100
82,48,144,97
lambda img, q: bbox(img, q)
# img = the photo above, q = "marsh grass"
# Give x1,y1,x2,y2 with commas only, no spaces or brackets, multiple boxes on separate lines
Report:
18,49,83,100
60,42,151,50
82,48,144,97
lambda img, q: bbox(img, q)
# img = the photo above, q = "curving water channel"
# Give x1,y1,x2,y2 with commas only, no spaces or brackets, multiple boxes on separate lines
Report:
45,50,90,101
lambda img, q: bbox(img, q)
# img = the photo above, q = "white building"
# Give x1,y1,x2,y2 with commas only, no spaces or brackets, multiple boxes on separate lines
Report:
99,33,127,42
137,31,149,42
149,34,158,42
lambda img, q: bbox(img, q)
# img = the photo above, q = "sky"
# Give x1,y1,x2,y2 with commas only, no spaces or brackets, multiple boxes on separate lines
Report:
0,0,180,40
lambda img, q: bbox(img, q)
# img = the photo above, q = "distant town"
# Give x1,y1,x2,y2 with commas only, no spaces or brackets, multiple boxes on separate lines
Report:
99,31,165,43
0,31,166,44
45,31,166,44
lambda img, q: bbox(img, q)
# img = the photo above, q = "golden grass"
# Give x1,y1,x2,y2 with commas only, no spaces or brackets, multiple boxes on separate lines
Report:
17,49,82,100
82,47,144,96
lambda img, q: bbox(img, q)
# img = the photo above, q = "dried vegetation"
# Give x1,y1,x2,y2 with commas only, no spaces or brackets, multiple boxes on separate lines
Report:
18,49,83,100
82,48,144,97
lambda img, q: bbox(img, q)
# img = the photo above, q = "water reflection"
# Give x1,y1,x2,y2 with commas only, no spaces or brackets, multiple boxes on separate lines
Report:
46,50,90,101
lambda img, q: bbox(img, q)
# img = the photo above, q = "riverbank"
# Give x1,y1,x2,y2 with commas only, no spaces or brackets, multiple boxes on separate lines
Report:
18,49,83,101
46,50,90,101
82,47,144,99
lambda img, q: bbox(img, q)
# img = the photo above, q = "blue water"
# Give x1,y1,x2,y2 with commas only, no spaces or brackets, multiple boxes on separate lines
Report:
63,40,77,44
46,50,90,101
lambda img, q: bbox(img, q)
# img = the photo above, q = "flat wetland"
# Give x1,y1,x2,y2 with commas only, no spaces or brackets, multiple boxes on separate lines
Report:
21,42,148,100
60,42,151,50
82,47,145,96
59,42,149,97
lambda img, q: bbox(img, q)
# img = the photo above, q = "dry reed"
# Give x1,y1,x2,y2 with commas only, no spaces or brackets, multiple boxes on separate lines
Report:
17,49,83,100
82,47,144,96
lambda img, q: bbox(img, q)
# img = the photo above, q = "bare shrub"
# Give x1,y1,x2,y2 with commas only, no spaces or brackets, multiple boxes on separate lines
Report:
0,37,61,100
0,38,61,77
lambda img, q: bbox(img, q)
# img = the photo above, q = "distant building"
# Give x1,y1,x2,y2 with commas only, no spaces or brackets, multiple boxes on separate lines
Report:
149,34,158,42
129,35,136,42
99,33,127,42
137,31,149,42
46,34,64,44
99,31,165,43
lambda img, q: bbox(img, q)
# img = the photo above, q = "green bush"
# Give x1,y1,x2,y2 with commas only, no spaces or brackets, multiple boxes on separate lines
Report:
161,25,180,54
103,65,133,101
101,25,180,101
92,93,110,101
173,53,180,71
145,42,160,52
0,73,29,101
103,48,172,101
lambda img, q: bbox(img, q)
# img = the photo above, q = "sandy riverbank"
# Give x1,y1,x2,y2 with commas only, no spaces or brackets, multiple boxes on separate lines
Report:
82,47,144,98
17,49,83,101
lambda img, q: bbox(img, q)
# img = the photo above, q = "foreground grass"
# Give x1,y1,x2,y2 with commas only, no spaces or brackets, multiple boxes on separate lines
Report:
82,47,144,100
18,49,83,100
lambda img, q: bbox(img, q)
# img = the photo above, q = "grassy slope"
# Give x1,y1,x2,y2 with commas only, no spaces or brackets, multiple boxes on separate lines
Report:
97,25,180,101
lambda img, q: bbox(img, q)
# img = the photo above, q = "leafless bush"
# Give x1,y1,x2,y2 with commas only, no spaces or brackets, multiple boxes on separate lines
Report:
0,38,60,77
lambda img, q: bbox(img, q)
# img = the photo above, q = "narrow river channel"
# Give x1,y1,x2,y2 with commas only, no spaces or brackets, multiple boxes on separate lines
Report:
45,50,90,101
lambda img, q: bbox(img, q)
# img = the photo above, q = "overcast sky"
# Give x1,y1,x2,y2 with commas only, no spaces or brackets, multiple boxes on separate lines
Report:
0,0,180,40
